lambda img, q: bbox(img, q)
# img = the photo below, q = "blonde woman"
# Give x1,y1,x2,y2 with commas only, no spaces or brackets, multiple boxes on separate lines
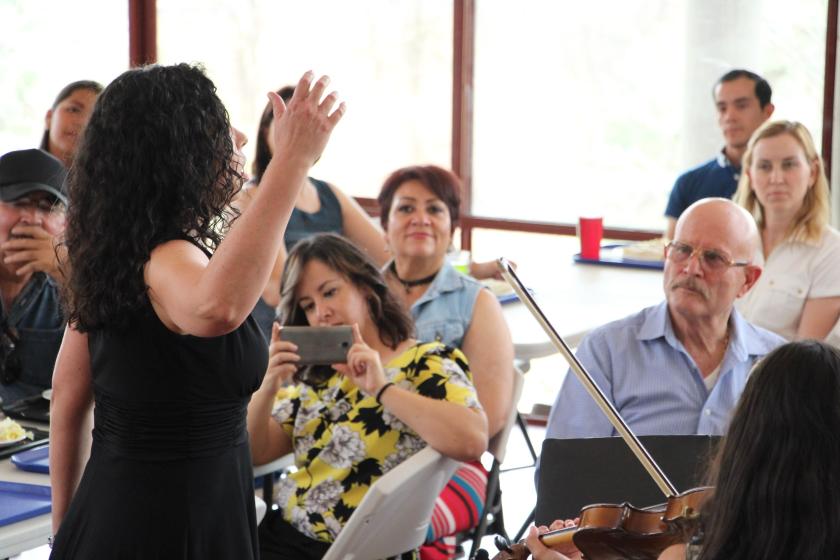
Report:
733,120,840,340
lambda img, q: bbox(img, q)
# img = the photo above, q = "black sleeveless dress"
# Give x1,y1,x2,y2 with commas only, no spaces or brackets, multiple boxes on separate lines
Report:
50,303,268,559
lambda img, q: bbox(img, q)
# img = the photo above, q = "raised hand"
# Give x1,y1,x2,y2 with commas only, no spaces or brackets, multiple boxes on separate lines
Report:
268,71,346,170
2,223,65,281
332,323,388,397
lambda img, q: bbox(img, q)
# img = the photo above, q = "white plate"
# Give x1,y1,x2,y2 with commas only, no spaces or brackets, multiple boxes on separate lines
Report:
42,389,52,401
482,278,514,298
0,434,27,447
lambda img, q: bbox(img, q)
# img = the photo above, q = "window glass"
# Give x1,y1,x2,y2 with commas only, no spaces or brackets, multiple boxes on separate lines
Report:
473,0,828,230
158,0,453,197
0,0,128,155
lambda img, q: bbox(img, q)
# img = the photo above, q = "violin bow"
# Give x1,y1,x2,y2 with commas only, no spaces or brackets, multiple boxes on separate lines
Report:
497,258,679,498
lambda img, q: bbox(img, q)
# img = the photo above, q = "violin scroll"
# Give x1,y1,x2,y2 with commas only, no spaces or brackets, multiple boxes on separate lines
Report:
481,534,530,560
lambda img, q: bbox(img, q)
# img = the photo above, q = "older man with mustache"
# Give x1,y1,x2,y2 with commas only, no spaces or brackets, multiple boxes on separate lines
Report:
544,198,784,440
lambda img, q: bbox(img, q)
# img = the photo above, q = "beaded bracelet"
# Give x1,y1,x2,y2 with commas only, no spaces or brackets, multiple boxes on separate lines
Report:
375,382,395,404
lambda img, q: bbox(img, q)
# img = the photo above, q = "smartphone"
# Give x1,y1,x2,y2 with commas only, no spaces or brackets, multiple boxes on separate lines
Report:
279,325,353,365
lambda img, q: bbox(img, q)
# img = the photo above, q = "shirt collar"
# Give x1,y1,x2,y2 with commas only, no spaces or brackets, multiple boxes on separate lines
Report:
5,272,52,325
412,261,464,308
382,260,465,310
716,147,741,175
636,300,755,363
755,226,823,252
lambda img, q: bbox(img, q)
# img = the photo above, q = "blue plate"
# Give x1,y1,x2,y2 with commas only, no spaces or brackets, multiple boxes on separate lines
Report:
11,444,49,474
497,292,520,305
573,243,665,271
0,481,51,527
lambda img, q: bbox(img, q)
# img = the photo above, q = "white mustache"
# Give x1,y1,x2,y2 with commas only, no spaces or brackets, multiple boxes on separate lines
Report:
670,279,709,299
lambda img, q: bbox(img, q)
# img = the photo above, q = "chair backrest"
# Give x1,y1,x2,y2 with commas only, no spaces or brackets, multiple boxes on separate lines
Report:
252,453,295,478
487,366,525,464
322,446,461,560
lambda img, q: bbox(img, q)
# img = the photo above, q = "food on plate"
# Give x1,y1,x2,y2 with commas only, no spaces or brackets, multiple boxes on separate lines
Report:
481,278,513,297
622,238,667,261
0,417,32,442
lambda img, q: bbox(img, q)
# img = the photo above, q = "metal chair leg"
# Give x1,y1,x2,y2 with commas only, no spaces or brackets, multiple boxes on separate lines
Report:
517,413,538,464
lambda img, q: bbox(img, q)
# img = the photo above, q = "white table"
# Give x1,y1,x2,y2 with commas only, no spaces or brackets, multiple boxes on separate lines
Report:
0,446,51,559
502,259,664,361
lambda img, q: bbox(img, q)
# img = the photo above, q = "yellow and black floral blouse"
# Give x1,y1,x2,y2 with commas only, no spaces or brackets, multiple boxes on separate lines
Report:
270,341,481,545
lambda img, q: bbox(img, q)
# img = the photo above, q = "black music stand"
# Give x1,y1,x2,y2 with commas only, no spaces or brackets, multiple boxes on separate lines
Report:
535,435,720,525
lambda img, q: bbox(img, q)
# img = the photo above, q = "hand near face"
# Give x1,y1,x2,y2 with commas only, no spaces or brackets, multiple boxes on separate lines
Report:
263,323,300,390
267,72,346,169
1,223,65,282
332,323,388,396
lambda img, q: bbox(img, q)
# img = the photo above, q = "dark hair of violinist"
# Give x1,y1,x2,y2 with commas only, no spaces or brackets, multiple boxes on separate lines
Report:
528,340,840,560
695,339,840,559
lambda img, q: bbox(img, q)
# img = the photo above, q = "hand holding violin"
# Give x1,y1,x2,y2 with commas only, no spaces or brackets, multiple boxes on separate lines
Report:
525,520,581,560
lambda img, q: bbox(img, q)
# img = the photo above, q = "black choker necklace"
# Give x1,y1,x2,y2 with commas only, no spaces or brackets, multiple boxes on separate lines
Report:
389,261,439,293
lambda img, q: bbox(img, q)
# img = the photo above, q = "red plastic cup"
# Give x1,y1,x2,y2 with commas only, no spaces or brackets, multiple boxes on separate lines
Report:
578,217,603,259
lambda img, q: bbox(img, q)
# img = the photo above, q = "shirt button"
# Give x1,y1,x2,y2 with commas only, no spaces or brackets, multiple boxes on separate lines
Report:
768,280,774,286
704,409,712,416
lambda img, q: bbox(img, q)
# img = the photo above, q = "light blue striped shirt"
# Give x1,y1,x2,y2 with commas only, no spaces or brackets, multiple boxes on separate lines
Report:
545,300,785,439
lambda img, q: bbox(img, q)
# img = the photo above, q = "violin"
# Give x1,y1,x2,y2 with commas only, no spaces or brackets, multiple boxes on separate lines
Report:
489,487,710,560
488,260,712,560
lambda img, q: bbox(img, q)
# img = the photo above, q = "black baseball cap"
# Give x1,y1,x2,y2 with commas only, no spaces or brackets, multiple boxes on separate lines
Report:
0,149,68,206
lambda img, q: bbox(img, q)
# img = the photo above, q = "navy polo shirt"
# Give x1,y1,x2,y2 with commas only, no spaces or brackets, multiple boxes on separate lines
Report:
664,150,740,219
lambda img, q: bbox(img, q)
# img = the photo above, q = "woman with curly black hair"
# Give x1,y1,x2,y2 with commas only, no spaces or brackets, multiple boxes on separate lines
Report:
48,64,344,559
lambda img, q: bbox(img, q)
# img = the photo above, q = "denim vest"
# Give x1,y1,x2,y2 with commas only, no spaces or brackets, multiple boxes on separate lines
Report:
410,262,483,347
0,273,65,402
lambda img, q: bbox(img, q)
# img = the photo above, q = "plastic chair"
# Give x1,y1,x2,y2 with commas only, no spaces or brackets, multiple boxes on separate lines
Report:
322,446,462,560
255,496,267,524
462,366,526,558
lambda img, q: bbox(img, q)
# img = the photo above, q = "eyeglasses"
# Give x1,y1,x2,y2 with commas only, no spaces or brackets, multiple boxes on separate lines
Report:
8,197,66,215
0,325,21,385
665,241,750,273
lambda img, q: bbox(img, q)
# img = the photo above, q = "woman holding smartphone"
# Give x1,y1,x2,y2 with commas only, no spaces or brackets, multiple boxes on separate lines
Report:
247,233,488,560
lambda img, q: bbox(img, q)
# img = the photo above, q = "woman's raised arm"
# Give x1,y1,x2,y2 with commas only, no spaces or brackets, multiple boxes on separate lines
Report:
146,73,345,337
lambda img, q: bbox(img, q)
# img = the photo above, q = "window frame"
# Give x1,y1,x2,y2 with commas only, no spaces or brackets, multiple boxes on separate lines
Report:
130,0,838,246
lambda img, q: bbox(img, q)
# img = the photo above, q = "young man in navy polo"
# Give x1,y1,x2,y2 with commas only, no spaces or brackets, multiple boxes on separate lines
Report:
664,69,774,239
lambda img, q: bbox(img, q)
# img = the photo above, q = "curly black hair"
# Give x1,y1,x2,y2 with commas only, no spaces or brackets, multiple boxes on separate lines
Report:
63,64,242,331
